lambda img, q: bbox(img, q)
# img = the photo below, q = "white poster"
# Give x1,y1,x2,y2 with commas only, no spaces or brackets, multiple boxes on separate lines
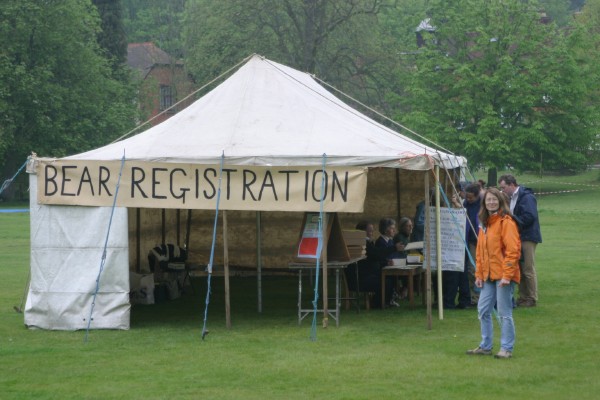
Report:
425,207,466,271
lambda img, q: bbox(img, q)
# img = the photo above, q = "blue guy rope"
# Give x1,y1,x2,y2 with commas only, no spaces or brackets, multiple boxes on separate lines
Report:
310,154,327,342
201,151,225,341
84,152,126,343
0,159,28,197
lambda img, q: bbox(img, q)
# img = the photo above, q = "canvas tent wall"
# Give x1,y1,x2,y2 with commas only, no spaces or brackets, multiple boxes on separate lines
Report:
128,168,435,272
25,55,464,330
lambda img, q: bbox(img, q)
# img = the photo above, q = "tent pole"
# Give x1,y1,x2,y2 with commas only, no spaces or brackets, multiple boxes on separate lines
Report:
176,209,181,245
435,165,444,320
135,208,141,273
322,213,328,328
223,210,231,328
185,210,192,251
424,171,432,330
395,169,401,223
161,209,166,244
256,211,263,313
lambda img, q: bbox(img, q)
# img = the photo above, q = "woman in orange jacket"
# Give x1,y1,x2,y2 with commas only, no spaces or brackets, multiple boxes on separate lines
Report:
466,187,521,359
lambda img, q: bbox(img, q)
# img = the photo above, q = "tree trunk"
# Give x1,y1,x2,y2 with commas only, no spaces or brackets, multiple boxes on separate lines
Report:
487,167,497,188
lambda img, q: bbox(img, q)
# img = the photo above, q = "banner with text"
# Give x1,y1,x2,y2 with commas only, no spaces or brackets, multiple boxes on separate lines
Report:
425,207,466,271
35,159,368,212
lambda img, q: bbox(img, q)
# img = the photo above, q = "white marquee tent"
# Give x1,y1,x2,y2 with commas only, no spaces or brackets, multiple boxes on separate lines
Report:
25,55,464,330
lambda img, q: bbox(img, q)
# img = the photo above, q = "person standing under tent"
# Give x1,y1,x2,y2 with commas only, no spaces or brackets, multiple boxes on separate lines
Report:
462,183,482,306
466,188,521,359
498,174,542,307
411,201,426,242
443,182,472,309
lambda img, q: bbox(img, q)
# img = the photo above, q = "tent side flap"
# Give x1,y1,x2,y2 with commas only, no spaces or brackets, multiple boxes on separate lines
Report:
25,174,130,330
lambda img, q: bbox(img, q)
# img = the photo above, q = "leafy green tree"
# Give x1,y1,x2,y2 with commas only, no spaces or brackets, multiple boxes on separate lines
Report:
93,0,128,69
397,0,598,172
539,0,574,26
573,0,600,162
122,0,186,58
183,0,401,110
0,0,137,177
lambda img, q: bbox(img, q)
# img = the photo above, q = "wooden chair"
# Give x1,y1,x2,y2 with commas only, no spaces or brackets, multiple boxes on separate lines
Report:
343,260,374,312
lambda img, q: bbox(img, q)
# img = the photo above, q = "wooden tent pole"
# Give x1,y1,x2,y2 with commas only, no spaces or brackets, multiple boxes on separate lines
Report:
322,213,328,328
176,209,181,245
223,210,231,328
435,165,444,320
395,169,401,223
135,208,141,273
425,172,432,330
161,209,166,244
185,210,192,251
256,211,263,313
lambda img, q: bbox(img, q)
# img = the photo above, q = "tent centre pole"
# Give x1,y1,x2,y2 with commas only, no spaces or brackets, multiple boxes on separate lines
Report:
435,165,443,320
256,211,262,313
223,210,231,329
322,213,328,328
424,171,432,330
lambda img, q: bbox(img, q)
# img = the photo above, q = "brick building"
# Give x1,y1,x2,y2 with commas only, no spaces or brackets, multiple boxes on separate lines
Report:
127,42,195,125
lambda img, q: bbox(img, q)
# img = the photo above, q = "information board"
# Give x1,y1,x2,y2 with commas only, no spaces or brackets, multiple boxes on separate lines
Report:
425,207,466,271
295,213,349,262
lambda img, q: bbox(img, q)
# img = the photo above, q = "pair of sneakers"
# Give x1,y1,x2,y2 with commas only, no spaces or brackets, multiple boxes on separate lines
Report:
466,346,512,359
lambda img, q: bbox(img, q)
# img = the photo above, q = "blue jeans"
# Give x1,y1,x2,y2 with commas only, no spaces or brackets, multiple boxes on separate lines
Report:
477,280,515,352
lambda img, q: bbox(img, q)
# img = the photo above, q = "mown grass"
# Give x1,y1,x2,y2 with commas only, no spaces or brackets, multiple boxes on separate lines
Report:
1,171,599,399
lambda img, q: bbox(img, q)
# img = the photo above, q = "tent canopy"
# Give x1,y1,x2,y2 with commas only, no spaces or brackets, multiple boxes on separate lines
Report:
69,55,463,170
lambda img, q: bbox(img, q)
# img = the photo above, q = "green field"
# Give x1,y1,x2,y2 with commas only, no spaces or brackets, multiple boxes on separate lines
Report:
1,171,599,399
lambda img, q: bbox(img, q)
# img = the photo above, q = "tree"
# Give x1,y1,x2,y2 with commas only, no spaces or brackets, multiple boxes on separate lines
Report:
397,0,598,172
0,0,137,178
573,0,600,163
92,0,128,69
122,0,186,58
182,0,402,112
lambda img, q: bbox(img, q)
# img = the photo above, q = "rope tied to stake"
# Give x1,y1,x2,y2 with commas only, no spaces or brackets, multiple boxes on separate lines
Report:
201,151,225,340
84,152,126,342
310,154,327,341
0,159,28,197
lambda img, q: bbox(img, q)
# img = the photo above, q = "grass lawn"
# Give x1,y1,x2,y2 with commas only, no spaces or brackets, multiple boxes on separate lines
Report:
1,171,599,399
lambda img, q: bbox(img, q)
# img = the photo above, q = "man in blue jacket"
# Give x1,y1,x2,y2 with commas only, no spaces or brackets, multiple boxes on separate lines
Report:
498,174,542,307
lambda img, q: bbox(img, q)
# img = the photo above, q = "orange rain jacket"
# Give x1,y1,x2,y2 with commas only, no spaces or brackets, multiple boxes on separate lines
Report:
475,213,521,283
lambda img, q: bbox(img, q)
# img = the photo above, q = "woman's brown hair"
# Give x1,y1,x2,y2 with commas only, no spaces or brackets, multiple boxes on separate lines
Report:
478,187,511,226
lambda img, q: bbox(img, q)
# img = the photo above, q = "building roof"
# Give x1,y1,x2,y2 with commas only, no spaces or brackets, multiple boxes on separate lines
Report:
126,42,182,78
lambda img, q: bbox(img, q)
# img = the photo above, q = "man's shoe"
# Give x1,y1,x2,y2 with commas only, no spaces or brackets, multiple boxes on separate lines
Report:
519,300,537,307
466,346,492,355
389,299,400,307
494,349,512,359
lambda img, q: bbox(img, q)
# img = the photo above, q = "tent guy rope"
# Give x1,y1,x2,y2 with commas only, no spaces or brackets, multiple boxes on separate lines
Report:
84,152,126,343
310,154,327,342
201,151,225,341
0,159,28,197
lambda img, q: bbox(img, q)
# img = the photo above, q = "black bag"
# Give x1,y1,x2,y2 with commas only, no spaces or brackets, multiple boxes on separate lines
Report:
148,244,188,272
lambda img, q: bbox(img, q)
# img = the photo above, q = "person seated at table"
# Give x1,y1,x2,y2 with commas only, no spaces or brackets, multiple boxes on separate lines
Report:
391,217,414,299
374,218,407,306
392,217,414,259
346,221,382,308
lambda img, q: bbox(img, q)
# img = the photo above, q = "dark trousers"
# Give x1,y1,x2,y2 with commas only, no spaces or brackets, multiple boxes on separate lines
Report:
442,264,471,309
